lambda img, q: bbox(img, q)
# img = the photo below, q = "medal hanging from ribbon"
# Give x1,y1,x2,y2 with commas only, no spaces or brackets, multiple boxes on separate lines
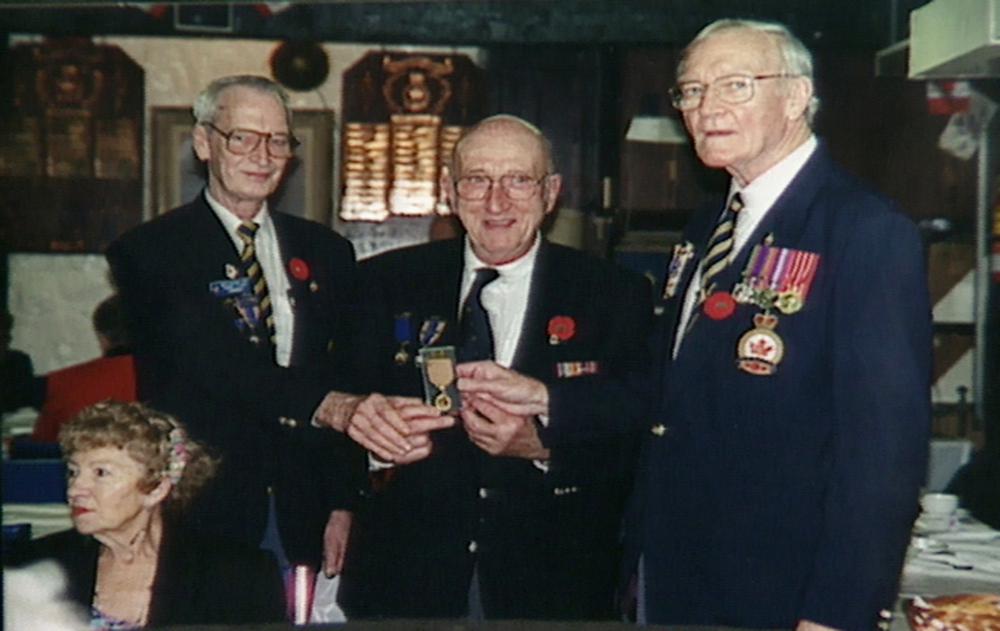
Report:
733,244,820,314
393,313,414,365
417,346,461,413
732,241,821,376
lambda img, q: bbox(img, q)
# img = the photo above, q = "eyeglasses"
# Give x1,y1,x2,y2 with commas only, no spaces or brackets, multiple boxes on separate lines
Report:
205,123,299,157
454,174,549,201
669,74,797,111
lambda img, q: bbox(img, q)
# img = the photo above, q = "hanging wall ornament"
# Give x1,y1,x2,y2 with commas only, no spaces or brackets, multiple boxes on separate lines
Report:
270,41,329,92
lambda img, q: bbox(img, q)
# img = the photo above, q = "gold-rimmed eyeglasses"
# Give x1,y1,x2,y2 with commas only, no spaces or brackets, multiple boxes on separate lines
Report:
454,174,549,201
205,123,299,158
669,74,798,111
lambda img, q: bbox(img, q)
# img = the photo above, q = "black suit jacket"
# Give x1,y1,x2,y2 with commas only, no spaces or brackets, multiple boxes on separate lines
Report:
338,238,653,620
106,195,365,565
10,524,286,626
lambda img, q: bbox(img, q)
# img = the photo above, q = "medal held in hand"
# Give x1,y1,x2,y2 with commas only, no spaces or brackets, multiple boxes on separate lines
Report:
417,346,461,413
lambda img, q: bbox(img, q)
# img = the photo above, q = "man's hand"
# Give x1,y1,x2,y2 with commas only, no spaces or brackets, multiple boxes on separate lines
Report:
321,509,352,577
456,361,550,417
461,394,550,460
314,391,453,461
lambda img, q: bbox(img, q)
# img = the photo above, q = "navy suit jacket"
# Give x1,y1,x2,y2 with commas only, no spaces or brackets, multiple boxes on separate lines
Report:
634,144,932,630
338,237,653,620
106,194,365,566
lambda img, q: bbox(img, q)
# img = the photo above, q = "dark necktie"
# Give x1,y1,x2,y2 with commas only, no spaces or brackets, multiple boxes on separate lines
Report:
458,268,500,362
236,220,276,346
698,192,743,302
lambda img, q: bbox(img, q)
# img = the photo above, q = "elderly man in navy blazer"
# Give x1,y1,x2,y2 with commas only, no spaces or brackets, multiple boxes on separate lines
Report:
636,19,932,631
106,76,449,581
337,115,653,620
460,19,933,631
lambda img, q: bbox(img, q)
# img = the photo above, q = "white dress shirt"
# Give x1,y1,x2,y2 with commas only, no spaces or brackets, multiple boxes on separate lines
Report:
460,235,541,368
207,192,295,367
673,135,818,357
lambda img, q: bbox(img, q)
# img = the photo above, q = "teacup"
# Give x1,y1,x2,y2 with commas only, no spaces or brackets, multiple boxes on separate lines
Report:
921,493,959,516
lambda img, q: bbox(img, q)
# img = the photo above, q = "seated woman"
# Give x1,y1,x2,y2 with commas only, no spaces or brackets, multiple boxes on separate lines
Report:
7,401,286,628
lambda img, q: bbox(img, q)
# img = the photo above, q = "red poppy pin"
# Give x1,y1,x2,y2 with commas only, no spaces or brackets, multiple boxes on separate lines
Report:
547,315,576,345
288,257,310,281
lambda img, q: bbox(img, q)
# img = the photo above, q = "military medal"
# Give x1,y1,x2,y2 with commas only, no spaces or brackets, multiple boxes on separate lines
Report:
426,357,455,411
419,317,447,347
662,241,695,299
393,313,414,365
736,312,785,375
417,346,460,413
737,242,820,312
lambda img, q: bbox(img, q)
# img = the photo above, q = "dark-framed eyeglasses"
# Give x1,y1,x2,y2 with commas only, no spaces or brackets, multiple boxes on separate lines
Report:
204,123,299,157
454,173,549,201
669,73,797,111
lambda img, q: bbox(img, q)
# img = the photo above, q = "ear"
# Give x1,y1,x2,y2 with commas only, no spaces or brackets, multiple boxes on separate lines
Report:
192,123,211,162
142,478,172,509
784,76,814,121
541,174,562,215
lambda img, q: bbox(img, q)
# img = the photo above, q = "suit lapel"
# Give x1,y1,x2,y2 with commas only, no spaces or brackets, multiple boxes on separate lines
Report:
737,143,832,255
510,239,550,371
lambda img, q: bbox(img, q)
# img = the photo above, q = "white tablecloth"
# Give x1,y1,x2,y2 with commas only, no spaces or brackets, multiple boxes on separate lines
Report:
889,518,1000,629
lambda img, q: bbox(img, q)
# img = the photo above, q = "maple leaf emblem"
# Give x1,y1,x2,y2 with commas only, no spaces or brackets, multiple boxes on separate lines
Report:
750,336,773,356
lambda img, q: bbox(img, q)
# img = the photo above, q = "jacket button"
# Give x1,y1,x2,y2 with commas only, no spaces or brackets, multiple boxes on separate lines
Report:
651,424,667,436
479,487,489,499
468,541,478,553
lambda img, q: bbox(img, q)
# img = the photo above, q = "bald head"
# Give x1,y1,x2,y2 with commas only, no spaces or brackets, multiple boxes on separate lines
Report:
452,115,555,175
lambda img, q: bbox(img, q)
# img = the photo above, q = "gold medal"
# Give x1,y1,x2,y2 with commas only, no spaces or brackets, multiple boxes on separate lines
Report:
775,291,803,314
419,346,460,412
426,355,456,410
434,392,452,411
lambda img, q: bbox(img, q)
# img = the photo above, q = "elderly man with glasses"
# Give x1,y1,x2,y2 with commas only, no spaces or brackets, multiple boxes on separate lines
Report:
456,20,932,631
336,114,653,621
643,20,930,631
106,75,386,590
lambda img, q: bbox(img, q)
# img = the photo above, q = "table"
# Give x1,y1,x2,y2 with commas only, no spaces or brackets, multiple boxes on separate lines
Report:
890,516,1000,629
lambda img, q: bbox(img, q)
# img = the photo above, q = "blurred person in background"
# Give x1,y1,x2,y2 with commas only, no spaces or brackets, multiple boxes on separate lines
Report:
31,295,136,443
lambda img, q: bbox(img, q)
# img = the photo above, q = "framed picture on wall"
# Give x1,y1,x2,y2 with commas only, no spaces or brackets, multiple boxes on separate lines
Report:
150,107,334,225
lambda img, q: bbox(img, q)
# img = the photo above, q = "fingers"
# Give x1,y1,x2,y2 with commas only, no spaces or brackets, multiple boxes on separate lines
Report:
347,394,452,462
322,511,351,577
455,362,550,417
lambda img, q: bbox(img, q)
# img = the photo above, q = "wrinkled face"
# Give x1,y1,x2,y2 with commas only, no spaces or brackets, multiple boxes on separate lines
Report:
679,29,809,184
66,446,158,537
192,85,290,216
445,121,561,266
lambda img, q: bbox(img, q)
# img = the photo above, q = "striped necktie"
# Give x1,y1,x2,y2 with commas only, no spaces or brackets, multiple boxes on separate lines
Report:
236,221,276,346
698,192,743,301
458,268,500,362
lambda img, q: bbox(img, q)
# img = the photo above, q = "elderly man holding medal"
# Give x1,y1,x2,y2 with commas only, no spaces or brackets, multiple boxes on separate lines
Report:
336,114,653,620
458,19,933,631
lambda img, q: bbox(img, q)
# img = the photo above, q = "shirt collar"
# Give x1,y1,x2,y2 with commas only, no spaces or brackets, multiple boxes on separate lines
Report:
730,135,818,214
463,233,542,280
204,190,272,235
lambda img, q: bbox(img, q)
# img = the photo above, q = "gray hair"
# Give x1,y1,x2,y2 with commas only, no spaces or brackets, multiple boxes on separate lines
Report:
680,19,820,124
191,75,293,127
450,114,556,175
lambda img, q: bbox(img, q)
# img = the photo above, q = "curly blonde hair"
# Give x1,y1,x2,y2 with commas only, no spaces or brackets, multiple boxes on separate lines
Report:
59,401,217,511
